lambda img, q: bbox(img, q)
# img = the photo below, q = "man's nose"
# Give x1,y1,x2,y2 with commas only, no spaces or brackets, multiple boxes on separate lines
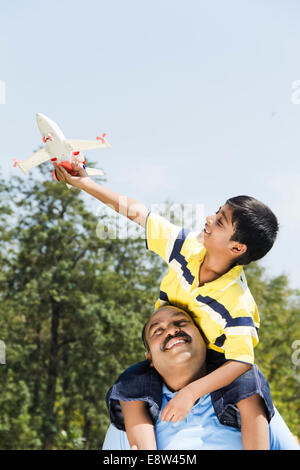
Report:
166,324,181,336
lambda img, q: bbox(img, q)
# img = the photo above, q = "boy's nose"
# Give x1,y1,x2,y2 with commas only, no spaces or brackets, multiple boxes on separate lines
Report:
206,215,214,226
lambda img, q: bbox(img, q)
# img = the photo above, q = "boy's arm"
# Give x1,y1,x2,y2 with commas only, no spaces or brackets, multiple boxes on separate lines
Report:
160,360,251,422
120,401,157,450
55,163,184,265
53,163,149,227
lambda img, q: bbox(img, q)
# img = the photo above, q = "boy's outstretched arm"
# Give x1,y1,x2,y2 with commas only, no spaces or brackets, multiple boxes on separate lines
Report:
120,401,157,450
53,163,149,228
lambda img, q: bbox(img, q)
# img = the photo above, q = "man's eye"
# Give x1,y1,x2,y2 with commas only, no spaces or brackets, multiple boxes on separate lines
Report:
216,218,222,226
154,328,164,335
175,320,187,326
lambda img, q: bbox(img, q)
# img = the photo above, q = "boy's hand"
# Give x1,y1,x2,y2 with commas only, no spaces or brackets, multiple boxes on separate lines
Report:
160,385,197,423
53,162,91,189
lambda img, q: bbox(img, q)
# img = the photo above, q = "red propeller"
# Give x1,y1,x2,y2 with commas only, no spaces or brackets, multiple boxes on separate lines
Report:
96,133,107,144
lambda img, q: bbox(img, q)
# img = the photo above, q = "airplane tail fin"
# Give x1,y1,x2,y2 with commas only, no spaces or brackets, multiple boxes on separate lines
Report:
13,159,28,175
85,167,104,176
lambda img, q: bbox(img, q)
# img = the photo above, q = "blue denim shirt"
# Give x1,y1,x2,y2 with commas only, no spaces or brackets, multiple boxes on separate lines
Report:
106,360,274,431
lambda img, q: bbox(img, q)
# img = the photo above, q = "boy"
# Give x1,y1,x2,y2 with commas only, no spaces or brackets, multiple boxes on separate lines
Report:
54,162,279,450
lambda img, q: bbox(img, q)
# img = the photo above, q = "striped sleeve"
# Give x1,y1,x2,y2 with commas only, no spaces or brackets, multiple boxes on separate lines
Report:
195,294,258,365
145,212,182,263
223,322,258,364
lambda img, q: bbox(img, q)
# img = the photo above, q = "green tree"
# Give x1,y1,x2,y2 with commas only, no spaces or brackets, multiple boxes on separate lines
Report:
245,263,300,437
0,165,164,449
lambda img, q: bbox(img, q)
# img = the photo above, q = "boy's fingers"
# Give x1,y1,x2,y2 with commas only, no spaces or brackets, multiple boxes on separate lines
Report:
162,409,172,422
54,167,65,182
53,165,62,182
55,165,70,182
165,413,174,422
160,408,168,420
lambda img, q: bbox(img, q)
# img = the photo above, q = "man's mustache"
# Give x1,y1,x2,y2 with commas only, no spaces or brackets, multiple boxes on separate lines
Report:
162,330,192,351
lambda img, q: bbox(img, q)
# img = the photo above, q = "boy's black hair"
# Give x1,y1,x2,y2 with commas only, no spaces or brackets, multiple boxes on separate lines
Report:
226,195,279,266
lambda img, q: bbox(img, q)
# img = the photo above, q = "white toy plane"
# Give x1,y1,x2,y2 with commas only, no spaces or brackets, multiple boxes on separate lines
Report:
13,113,110,186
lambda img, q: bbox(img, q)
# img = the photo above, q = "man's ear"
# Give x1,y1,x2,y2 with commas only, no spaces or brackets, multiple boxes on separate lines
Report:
145,351,153,367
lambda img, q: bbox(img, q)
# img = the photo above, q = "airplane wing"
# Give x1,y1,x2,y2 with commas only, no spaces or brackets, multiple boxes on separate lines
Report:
66,139,111,151
16,147,50,175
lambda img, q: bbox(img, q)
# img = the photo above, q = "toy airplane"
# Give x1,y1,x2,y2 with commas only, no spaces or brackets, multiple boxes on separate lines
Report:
13,113,110,186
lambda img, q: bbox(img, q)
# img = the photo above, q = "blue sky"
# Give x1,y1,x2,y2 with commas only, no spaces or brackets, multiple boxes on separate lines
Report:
0,0,300,288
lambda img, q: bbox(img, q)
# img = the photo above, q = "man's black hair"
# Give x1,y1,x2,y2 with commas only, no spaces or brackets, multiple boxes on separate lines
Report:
226,195,279,266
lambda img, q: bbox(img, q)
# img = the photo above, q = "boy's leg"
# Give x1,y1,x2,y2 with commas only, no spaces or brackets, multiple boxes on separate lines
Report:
237,393,269,450
106,360,162,431
207,351,275,439
120,400,157,450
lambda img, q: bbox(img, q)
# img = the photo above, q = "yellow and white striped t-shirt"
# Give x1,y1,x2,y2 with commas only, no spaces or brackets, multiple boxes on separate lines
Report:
145,212,260,365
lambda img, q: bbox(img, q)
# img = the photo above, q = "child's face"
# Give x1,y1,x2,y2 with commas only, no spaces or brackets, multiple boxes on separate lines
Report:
202,203,244,261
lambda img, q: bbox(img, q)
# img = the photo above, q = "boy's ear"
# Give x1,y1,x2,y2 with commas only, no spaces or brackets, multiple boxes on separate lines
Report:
145,351,153,367
230,242,247,257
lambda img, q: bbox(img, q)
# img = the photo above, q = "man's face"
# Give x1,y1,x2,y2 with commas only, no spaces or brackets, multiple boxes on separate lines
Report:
202,203,244,259
145,306,207,378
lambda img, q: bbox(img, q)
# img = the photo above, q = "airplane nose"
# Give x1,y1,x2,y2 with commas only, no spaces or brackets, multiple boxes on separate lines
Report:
36,112,46,122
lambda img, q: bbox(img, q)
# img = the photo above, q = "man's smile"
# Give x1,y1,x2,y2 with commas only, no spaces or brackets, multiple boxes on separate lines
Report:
162,331,192,352
165,339,188,350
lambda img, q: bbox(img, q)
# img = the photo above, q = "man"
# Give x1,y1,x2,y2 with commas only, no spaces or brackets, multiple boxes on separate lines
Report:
102,306,299,450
